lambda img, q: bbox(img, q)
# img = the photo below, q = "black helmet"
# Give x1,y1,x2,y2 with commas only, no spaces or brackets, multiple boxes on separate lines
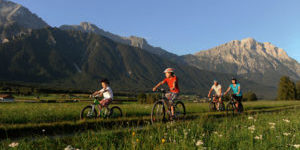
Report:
100,79,110,85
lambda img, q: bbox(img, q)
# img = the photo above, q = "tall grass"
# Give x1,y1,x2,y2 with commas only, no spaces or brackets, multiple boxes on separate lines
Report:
0,101,300,125
1,108,299,149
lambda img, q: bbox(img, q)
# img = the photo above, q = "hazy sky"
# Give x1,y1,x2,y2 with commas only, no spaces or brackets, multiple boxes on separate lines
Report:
11,0,300,62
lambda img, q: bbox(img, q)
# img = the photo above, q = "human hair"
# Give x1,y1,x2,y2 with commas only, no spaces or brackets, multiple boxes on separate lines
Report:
100,79,110,85
170,72,175,77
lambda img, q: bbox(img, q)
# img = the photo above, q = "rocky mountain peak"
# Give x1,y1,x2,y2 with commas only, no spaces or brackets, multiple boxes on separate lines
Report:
185,38,300,86
0,0,48,28
79,22,99,31
60,22,179,59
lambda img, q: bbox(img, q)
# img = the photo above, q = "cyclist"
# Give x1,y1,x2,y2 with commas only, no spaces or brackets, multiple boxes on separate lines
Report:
91,79,114,117
208,80,222,110
152,68,179,119
224,77,243,111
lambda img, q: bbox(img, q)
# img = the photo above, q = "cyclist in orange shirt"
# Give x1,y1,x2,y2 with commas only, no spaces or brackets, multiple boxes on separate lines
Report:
153,68,179,118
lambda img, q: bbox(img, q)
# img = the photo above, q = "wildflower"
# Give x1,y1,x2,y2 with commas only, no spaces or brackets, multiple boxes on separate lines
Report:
218,134,223,137
283,119,290,123
254,135,263,140
213,131,218,134
248,125,255,133
196,140,203,146
136,139,139,143
184,131,188,136
270,126,275,129
64,145,79,150
283,133,291,136
248,116,254,120
132,132,136,136
42,129,46,132
162,138,166,144
293,144,300,148
268,122,276,126
9,142,19,148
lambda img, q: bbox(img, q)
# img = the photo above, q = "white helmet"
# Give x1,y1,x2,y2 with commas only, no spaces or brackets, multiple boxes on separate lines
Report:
163,68,174,73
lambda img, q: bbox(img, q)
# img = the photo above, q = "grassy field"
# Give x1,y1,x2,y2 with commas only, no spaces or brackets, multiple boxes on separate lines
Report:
0,106,299,149
1,101,300,125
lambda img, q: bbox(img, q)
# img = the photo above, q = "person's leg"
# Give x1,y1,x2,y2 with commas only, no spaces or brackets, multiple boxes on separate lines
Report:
97,104,102,116
214,97,219,110
218,97,222,110
98,99,106,116
170,93,178,117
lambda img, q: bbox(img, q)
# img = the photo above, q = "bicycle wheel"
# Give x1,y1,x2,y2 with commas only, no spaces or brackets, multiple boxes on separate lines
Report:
226,103,235,116
209,102,216,112
109,106,123,118
219,102,225,111
175,101,186,119
151,100,166,124
80,105,97,119
238,103,244,113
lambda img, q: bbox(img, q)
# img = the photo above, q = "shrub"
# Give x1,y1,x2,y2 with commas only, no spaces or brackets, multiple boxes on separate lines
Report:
243,91,258,101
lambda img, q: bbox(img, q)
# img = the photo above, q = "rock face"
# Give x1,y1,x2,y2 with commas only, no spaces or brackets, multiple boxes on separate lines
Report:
60,22,180,60
0,0,48,43
183,38,300,86
0,0,48,28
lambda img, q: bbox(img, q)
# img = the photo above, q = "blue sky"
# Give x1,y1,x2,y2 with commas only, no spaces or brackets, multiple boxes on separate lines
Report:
11,0,300,62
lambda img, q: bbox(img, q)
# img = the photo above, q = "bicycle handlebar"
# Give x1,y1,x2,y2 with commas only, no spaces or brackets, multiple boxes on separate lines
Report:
154,88,167,93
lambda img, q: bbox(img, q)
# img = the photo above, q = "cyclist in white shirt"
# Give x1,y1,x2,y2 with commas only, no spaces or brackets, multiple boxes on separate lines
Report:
208,80,222,110
92,79,113,116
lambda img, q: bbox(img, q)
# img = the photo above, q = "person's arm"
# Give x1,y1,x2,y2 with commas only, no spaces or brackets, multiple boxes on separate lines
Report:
92,89,105,97
153,81,164,91
208,88,213,97
224,86,231,95
219,87,222,96
171,79,177,91
237,85,241,95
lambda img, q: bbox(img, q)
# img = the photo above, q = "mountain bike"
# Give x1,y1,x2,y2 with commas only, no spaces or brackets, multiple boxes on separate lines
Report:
80,96,122,119
226,94,244,116
151,89,186,124
208,95,225,112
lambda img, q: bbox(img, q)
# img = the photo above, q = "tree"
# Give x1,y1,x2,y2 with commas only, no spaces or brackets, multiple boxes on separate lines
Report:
243,91,258,101
296,81,300,100
277,76,296,100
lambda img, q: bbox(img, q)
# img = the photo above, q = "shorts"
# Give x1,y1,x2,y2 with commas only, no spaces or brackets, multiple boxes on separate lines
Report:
165,92,178,105
232,95,242,102
100,98,112,107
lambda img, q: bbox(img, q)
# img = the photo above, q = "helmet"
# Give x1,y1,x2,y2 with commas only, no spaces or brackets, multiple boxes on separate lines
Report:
163,68,174,73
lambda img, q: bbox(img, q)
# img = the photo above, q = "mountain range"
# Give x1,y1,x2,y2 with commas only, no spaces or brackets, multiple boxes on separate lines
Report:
1,0,299,98
182,38,300,86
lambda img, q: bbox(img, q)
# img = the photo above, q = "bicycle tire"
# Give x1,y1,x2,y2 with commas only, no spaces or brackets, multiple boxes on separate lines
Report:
209,102,216,112
109,106,123,118
151,100,166,124
226,103,235,116
80,105,97,119
175,101,186,120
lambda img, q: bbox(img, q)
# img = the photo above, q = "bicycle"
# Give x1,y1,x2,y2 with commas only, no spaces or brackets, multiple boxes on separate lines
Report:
151,89,186,124
80,96,122,119
226,94,244,116
208,95,225,112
